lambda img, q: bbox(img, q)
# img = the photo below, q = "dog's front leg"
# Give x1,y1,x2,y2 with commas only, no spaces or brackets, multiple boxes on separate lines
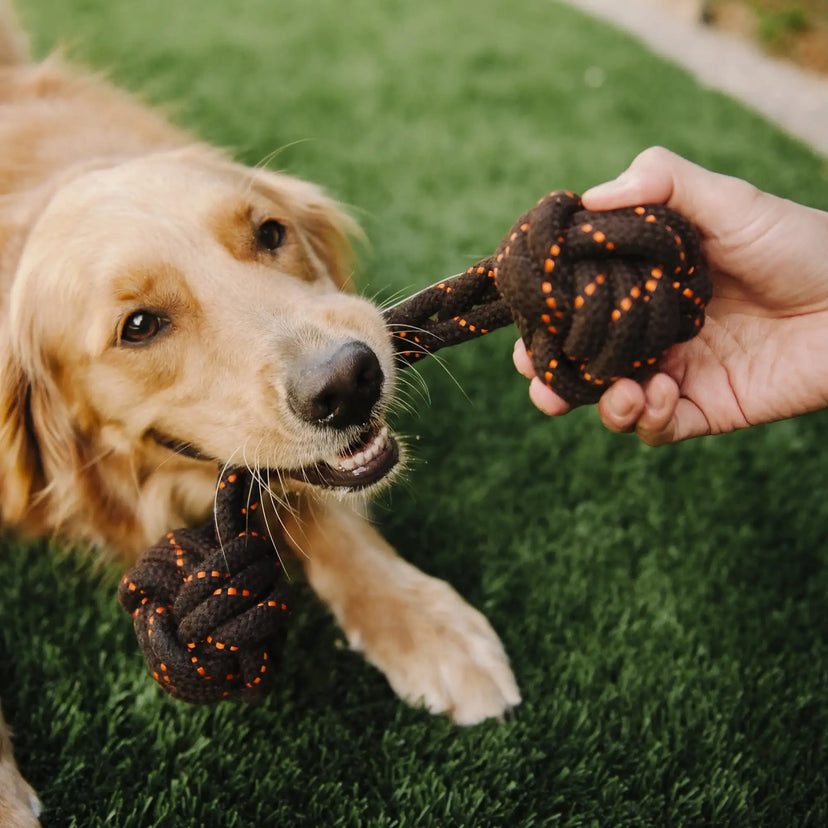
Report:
280,496,520,724
0,703,41,828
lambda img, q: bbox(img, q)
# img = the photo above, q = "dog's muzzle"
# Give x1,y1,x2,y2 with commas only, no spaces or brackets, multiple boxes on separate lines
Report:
285,339,399,490
148,339,400,491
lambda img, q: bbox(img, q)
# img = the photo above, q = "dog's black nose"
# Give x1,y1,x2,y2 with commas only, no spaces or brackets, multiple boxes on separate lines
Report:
287,341,384,429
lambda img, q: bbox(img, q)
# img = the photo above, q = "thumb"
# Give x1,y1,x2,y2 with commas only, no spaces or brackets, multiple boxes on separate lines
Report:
581,146,759,240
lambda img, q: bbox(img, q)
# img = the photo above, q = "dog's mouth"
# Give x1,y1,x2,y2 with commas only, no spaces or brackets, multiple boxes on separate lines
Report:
150,421,399,491
286,423,400,490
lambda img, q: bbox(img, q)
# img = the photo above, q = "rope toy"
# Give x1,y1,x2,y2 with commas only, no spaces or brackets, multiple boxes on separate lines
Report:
118,466,291,703
383,190,710,405
119,190,710,703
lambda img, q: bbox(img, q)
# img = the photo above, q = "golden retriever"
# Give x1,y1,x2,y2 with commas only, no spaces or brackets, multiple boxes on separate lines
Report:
0,3,519,824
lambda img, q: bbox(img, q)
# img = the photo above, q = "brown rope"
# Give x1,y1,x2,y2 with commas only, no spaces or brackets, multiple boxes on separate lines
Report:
383,190,710,406
118,467,292,703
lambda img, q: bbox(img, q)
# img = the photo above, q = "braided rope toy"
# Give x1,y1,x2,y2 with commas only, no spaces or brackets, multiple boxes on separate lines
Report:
384,190,710,405
119,190,710,703
118,468,292,703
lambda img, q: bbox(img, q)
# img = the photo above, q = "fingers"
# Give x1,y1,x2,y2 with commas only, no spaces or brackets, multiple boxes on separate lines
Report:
598,373,713,445
601,374,679,444
513,340,572,415
596,379,646,432
528,377,570,416
515,337,706,444
600,373,680,445
631,373,681,446
581,146,759,241
512,338,534,379
581,146,678,210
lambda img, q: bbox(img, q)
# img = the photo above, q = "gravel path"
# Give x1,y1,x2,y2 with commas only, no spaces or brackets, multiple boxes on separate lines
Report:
560,0,828,156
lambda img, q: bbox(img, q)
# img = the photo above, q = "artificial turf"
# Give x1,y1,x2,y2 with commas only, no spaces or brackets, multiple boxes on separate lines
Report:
1,1,826,825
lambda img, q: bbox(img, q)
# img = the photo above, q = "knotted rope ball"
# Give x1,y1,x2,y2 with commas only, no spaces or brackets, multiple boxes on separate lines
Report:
383,190,711,405
120,190,710,704
118,467,292,703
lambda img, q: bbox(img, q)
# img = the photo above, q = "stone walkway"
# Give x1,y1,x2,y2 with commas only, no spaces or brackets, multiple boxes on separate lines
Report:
560,0,828,156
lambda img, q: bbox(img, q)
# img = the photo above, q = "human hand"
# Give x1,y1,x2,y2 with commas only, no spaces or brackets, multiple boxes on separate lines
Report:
514,146,828,444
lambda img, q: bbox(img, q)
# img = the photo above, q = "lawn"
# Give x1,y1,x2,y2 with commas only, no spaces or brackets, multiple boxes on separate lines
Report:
2,0,827,825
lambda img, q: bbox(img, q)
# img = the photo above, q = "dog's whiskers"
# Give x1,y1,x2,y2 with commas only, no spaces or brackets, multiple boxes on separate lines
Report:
363,286,412,312
243,456,305,571
395,368,431,409
388,384,425,420
388,394,418,420
150,439,199,473
254,469,295,581
240,438,264,540
251,140,313,175
214,445,245,573
387,322,449,343
403,347,470,404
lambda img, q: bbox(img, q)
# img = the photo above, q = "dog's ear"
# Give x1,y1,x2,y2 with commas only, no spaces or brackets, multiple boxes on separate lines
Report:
253,169,362,291
0,339,41,525
293,181,360,291
0,328,80,529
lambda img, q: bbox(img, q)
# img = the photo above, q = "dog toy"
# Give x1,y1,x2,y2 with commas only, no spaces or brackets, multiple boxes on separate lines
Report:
119,190,710,703
384,190,710,404
118,466,292,703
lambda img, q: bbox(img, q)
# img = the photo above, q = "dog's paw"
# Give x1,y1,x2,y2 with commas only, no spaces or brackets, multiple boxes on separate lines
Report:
0,760,41,828
344,574,520,725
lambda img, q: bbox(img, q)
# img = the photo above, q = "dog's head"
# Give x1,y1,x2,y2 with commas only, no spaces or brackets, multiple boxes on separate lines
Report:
0,147,400,533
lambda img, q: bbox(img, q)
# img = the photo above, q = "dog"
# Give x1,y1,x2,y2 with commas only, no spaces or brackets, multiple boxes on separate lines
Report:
0,4,519,824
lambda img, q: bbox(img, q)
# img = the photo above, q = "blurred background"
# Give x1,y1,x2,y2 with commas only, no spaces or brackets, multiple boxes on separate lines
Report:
700,0,826,71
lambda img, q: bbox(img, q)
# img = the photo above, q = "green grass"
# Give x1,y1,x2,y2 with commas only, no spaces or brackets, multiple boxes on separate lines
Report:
3,0,827,825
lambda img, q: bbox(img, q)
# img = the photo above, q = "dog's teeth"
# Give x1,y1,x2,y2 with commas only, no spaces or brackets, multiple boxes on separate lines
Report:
333,425,390,471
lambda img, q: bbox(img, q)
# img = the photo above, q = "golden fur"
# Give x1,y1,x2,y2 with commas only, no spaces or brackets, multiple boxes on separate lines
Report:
0,5,518,824
0,60,371,553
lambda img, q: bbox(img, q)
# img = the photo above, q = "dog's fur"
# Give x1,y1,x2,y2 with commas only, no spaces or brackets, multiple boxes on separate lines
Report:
0,4,518,824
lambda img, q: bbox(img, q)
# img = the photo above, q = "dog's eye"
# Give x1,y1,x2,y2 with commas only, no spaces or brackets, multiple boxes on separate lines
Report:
257,219,287,252
120,311,165,345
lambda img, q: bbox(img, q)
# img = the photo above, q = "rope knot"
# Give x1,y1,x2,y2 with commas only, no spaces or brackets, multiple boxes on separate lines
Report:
118,468,292,704
383,191,711,406
494,191,710,404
